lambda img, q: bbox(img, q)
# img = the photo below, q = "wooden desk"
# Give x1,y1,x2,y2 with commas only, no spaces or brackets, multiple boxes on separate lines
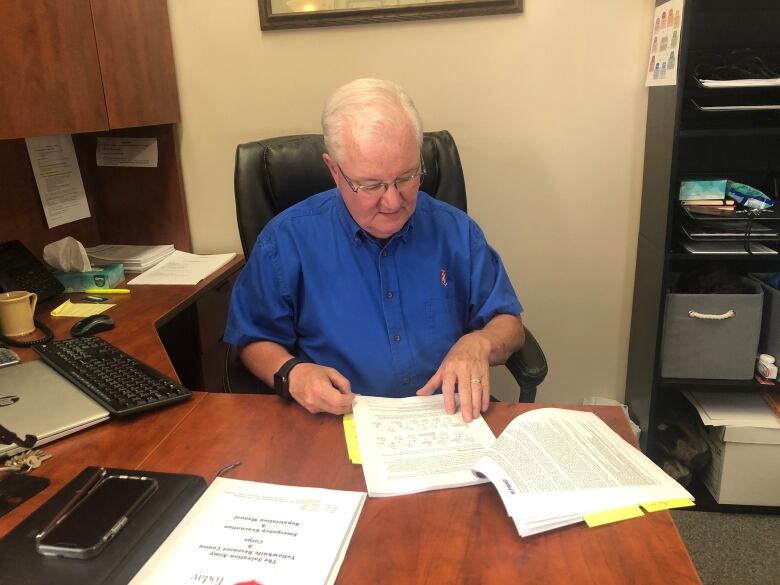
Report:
13,255,245,381
42,394,695,585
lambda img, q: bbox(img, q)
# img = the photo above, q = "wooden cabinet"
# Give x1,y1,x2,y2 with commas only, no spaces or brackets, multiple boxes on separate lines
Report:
0,0,190,257
625,0,780,510
0,0,179,141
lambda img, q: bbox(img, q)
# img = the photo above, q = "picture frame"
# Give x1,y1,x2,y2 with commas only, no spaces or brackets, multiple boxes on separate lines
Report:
259,0,523,31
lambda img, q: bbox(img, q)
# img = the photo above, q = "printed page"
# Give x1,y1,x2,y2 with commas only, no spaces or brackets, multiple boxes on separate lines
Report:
472,408,693,535
127,251,236,285
352,395,495,497
25,134,91,228
130,478,365,585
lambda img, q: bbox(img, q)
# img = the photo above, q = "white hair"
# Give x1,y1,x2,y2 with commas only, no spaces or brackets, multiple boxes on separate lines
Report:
321,78,423,163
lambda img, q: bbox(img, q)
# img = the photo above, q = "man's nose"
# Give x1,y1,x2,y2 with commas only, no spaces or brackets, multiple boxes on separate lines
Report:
379,182,403,209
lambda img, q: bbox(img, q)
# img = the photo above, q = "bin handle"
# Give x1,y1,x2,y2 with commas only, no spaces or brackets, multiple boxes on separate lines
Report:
688,309,735,320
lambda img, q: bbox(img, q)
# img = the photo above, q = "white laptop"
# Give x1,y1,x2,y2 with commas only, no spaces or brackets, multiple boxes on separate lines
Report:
0,360,110,456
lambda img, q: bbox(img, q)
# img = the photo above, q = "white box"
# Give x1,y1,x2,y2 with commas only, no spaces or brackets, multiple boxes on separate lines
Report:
701,425,780,506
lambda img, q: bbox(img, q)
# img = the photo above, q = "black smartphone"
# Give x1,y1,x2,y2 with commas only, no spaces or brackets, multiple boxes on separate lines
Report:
36,474,158,559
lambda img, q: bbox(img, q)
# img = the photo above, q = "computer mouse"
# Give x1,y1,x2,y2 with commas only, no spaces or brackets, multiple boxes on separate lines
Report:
70,314,115,337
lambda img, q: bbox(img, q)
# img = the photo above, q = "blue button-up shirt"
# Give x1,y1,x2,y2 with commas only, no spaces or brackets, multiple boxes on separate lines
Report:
224,189,522,397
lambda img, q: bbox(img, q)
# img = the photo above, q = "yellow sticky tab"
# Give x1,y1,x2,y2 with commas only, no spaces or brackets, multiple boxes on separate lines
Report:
584,506,644,528
342,413,362,464
51,300,114,318
642,499,695,513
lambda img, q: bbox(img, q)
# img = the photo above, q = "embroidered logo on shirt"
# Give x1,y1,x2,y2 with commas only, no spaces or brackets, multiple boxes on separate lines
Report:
440,268,448,287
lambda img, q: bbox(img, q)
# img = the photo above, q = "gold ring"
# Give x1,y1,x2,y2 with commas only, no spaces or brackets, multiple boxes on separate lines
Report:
471,377,481,384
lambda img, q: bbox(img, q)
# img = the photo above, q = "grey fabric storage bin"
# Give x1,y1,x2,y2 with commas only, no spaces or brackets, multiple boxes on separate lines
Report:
754,278,780,359
660,277,763,379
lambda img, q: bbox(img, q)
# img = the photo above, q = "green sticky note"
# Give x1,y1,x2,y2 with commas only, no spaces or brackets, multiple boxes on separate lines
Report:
584,506,644,528
342,413,362,464
642,499,695,513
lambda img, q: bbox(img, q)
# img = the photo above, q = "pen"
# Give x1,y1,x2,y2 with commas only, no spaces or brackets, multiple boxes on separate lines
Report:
84,288,130,294
36,467,106,540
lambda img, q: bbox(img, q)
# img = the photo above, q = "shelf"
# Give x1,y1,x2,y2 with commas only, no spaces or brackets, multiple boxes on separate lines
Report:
658,378,773,392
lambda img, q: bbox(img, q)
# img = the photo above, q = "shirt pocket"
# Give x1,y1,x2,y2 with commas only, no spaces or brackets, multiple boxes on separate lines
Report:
425,295,464,342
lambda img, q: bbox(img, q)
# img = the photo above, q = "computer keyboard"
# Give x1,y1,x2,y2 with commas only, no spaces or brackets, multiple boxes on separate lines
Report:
33,336,192,416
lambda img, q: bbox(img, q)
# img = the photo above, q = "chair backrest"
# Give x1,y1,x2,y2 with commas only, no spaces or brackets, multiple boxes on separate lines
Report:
233,130,467,257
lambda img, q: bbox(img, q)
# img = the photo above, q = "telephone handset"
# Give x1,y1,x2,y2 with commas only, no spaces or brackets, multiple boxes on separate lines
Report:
0,240,59,347
0,240,64,301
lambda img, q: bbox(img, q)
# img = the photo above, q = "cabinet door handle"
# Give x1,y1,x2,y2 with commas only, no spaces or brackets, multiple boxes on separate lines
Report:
688,309,735,320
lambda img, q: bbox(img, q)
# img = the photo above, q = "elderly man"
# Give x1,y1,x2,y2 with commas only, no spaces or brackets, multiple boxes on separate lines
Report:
224,78,524,422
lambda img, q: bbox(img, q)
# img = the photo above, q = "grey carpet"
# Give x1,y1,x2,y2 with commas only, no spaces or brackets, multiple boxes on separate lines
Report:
671,510,780,585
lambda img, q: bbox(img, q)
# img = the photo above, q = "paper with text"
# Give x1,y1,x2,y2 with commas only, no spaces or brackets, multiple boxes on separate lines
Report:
25,134,91,228
127,251,236,285
130,478,365,585
471,408,693,536
96,137,158,167
352,394,495,497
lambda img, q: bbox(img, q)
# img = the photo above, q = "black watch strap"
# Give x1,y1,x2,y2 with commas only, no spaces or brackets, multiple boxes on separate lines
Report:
274,357,302,400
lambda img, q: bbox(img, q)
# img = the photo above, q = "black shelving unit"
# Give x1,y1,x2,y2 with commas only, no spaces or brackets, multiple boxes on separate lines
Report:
625,0,780,512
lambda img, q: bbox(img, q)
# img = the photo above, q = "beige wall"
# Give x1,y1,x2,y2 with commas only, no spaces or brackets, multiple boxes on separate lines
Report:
167,0,654,404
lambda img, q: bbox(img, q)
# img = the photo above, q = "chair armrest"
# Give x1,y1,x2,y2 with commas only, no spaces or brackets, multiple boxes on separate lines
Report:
504,327,548,389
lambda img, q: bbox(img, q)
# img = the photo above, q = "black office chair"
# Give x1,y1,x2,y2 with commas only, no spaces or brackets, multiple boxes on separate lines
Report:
224,131,548,402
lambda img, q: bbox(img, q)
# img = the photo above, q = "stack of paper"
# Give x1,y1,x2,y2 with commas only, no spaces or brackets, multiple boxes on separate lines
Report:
85,244,175,273
684,391,780,428
130,478,365,585
127,250,236,285
352,395,496,497
351,397,693,536
471,408,694,536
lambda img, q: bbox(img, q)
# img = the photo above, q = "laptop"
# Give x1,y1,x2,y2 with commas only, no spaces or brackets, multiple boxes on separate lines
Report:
0,360,110,456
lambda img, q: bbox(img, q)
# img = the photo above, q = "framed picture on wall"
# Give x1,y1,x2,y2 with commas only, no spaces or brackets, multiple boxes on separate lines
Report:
258,0,522,30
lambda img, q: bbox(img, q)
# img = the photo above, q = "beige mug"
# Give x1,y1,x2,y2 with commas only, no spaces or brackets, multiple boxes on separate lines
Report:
0,291,38,337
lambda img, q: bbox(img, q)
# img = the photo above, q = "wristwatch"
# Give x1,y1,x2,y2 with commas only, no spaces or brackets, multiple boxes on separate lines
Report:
274,357,302,400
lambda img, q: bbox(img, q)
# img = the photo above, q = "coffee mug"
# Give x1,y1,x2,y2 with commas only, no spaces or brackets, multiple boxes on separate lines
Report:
0,291,38,337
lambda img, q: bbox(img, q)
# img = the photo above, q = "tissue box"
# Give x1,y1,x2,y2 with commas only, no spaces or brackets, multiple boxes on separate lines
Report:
54,263,124,292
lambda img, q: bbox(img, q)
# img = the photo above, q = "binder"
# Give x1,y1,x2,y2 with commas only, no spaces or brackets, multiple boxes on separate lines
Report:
0,467,206,585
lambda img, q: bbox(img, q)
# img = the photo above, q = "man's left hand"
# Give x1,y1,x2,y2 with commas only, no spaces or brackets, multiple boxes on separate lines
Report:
416,331,491,423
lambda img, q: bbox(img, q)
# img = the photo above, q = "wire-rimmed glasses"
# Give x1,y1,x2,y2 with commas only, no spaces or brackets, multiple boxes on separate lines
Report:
337,158,427,197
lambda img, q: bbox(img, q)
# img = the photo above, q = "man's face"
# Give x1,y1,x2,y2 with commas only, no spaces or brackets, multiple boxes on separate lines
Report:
324,124,421,241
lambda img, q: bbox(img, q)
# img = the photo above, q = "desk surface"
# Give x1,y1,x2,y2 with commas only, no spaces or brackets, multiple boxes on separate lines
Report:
2,394,701,584
2,259,700,583
13,255,245,378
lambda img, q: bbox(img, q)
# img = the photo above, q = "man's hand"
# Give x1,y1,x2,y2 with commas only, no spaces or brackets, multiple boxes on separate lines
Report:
289,363,355,415
416,331,491,423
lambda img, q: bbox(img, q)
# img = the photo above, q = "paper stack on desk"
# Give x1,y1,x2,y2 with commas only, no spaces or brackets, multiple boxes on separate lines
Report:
85,244,175,273
351,397,694,536
130,478,365,585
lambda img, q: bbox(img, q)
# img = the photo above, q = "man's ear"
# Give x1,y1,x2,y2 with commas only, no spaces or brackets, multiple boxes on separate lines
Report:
322,153,339,184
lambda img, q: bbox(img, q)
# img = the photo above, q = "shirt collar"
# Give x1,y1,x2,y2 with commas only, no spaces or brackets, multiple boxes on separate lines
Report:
334,190,417,247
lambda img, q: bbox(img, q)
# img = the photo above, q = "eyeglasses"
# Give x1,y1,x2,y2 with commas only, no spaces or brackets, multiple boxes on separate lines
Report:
337,158,427,196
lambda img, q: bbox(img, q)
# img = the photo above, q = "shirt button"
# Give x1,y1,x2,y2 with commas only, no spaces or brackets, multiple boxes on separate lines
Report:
393,335,401,342
386,291,394,300
402,377,411,385
382,250,388,257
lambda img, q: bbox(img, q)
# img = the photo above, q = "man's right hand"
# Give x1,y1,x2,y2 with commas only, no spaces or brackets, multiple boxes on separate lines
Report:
288,363,355,415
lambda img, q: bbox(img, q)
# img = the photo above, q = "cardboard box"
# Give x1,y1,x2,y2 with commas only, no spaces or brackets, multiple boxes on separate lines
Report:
701,424,780,506
54,263,124,293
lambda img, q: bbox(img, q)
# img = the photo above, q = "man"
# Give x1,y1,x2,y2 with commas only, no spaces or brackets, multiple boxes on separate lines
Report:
225,78,524,422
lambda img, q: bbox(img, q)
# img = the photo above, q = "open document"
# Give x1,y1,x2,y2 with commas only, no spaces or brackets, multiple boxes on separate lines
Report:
127,250,236,285
471,408,694,537
352,395,496,497
130,478,365,585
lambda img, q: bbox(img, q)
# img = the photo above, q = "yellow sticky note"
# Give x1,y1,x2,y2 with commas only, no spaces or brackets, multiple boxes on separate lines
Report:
50,299,115,318
342,413,362,464
642,499,695,513
584,506,644,528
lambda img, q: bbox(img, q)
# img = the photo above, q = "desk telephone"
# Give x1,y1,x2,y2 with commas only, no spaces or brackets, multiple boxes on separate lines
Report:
0,240,64,302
